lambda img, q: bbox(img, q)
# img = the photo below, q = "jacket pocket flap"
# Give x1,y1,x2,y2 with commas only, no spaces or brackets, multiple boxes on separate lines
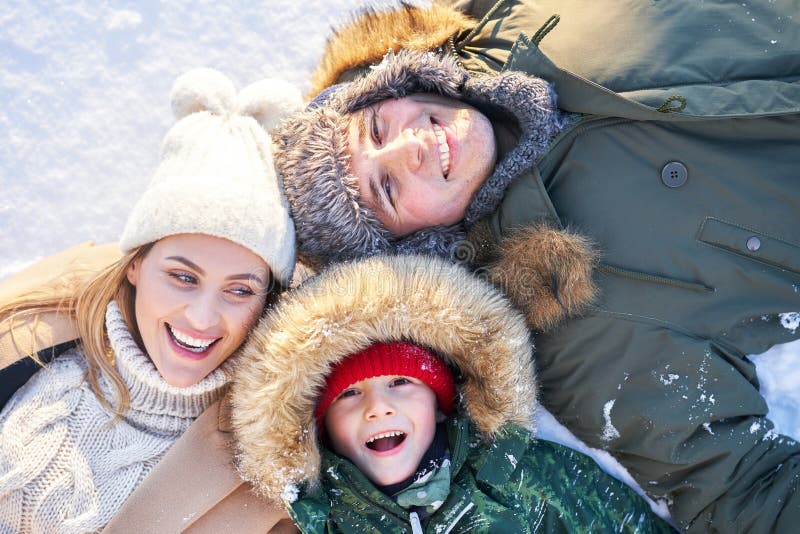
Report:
698,217,800,275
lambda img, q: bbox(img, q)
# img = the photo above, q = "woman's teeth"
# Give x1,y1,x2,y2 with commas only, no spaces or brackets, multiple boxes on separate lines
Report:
432,123,450,177
168,325,217,353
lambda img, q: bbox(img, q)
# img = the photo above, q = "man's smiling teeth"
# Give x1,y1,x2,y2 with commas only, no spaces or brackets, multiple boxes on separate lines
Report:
366,431,405,444
168,325,217,352
432,123,450,177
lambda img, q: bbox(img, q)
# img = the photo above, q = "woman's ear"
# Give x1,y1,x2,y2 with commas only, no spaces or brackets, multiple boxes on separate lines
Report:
126,258,142,286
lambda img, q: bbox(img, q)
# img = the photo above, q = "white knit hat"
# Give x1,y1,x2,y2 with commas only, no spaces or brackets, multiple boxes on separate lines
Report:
120,68,301,285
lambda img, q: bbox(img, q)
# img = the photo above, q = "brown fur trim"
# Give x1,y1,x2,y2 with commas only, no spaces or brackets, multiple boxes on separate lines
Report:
308,3,474,99
231,255,535,502
489,226,599,332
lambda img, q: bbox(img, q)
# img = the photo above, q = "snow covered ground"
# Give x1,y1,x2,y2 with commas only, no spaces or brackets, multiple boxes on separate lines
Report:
1,0,798,520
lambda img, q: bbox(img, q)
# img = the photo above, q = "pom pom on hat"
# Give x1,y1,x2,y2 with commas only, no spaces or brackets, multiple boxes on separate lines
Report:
238,78,304,132
171,67,237,118
315,341,456,425
120,68,301,285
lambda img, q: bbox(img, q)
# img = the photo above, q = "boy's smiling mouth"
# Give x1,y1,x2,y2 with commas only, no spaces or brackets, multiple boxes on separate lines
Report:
365,431,407,452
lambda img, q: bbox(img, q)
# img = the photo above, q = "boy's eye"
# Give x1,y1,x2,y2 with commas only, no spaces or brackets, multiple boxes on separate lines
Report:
337,388,359,400
389,377,411,387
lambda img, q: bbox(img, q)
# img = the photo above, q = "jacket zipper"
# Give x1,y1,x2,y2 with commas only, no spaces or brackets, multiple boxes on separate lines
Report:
598,263,715,293
409,511,423,534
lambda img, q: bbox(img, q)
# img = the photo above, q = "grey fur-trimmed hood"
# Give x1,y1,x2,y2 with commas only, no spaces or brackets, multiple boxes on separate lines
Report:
273,48,564,270
230,254,536,503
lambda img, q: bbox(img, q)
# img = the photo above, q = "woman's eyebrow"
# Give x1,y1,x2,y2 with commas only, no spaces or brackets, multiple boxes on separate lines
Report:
166,256,266,286
226,273,266,286
166,256,204,274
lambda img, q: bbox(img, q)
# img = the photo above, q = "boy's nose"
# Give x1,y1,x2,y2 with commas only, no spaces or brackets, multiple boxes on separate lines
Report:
364,391,395,420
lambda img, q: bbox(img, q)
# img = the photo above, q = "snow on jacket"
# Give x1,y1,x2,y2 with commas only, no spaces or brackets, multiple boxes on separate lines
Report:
230,254,671,533
307,1,800,532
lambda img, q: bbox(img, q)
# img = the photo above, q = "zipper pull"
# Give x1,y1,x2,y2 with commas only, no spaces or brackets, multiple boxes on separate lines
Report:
409,511,423,534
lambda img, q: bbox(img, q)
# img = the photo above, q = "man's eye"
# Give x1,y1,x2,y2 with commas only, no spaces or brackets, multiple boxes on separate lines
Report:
371,110,382,145
383,178,392,203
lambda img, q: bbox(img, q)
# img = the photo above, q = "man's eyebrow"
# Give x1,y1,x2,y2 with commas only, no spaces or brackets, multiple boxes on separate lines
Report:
358,108,369,146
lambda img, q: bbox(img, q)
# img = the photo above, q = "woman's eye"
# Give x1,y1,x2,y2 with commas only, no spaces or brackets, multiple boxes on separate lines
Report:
390,377,411,387
169,272,197,285
338,389,359,400
228,286,256,297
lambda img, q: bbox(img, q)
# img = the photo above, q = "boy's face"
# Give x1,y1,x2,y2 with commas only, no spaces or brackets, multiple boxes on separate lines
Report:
347,94,497,237
324,375,439,486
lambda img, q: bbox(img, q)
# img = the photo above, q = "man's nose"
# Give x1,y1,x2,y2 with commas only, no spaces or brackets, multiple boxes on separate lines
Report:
184,292,221,331
381,128,423,174
364,390,395,420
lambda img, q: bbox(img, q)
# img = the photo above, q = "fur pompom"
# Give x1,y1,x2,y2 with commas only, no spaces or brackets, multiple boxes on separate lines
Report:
490,226,598,332
170,68,236,119
237,79,303,132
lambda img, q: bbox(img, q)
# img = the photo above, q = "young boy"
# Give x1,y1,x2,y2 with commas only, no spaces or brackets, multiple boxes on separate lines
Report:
231,254,673,533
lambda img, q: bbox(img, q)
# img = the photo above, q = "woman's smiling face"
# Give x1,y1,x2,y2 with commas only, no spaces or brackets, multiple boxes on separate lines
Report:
126,234,269,387
347,94,497,237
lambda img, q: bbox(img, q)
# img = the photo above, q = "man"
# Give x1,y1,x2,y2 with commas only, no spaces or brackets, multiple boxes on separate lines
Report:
272,1,800,532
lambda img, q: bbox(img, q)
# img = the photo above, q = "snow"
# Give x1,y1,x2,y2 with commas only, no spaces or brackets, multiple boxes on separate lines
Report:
0,0,425,279
1,0,798,525
600,399,621,441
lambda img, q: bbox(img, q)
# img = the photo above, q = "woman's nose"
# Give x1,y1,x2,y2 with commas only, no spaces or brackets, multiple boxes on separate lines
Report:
184,293,221,331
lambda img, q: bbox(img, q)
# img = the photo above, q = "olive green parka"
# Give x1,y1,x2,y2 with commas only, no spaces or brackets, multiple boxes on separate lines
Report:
309,1,800,532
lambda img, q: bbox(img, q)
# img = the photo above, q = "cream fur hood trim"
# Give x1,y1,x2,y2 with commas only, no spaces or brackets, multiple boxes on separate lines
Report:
231,254,535,502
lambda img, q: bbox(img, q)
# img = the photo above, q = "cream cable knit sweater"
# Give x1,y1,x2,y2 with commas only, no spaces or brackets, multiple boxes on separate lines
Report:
0,301,229,533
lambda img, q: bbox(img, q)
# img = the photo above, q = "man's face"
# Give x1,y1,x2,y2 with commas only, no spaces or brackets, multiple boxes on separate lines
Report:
347,94,497,237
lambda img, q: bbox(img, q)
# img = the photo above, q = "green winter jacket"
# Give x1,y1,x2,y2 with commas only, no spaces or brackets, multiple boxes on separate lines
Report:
287,417,672,534
309,0,800,532
231,256,670,534
455,1,800,532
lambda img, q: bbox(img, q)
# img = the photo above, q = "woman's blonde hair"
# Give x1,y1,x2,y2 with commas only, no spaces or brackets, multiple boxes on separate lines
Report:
1,245,152,416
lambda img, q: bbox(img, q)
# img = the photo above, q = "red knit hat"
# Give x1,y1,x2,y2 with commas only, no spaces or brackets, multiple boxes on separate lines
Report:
315,341,456,423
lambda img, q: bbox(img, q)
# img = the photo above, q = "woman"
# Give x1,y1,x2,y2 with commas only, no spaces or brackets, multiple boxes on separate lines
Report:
0,68,300,533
